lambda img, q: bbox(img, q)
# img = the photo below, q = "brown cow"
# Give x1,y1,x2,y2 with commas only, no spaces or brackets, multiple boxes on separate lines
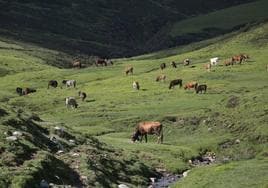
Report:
72,61,81,68
125,66,133,75
184,81,198,90
232,54,249,65
131,121,163,144
156,74,166,82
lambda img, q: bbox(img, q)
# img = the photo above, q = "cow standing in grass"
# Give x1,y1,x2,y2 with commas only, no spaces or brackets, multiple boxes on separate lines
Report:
169,79,182,89
132,81,140,90
125,66,133,75
65,97,78,109
183,59,190,66
78,91,87,101
156,74,166,82
62,80,76,88
160,63,166,70
195,84,207,94
48,80,58,89
131,121,163,144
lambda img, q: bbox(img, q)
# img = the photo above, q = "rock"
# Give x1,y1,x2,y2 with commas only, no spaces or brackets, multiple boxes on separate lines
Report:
81,176,88,181
118,184,129,188
150,177,156,183
40,180,49,188
183,170,190,177
69,139,75,144
208,128,212,132
6,136,18,141
56,150,64,155
72,153,80,157
12,131,22,137
235,139,240,144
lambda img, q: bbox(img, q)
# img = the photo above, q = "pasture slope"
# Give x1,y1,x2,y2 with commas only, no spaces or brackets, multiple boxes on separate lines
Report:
0,22,268,187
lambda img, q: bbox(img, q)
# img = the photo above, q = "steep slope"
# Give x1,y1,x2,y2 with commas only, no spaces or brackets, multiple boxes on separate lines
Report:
0,0,256,58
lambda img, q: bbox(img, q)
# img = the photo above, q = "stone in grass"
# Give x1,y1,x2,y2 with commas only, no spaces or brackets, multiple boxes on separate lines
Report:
6,136,18,141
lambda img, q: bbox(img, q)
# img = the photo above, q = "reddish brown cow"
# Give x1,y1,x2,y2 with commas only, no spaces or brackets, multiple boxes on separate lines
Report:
184,81,198,90
131,121,163,144
224,59,234,66
232,54,249,65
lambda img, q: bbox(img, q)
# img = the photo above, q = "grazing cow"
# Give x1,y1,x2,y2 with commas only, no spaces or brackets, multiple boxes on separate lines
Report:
195,84,207,94
16,87,23,96
95,59,107,66
78,91,87,101
132,81,140,90
160,63,166,70
48,80,58,89
62,80,76,88
224,59,234,66
131,121,163,144
125,66,133,75
156,74,166,82
16,87,36,95
184,81,198,90
232,54,249,64
169,79,182,89
65,97,78,109
171,61,177,68
210,57,219,66
204,63,212,71
183,59,190,66
72,60,81,68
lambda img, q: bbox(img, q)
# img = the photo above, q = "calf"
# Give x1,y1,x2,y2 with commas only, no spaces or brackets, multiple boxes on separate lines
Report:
184,81,198,90
169,79,182,89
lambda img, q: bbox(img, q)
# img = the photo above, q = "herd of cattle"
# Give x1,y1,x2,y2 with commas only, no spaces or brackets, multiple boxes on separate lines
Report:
15,53,250,144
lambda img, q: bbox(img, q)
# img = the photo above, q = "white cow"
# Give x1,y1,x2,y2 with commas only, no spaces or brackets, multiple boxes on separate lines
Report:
210,57,219,66
65,97,78,109
62,80,76,88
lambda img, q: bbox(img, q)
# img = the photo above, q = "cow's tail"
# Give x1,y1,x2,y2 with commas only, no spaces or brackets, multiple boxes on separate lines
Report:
159,124,164,144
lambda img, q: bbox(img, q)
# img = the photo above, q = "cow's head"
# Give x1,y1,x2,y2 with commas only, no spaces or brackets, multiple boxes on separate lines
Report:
131,131,140,143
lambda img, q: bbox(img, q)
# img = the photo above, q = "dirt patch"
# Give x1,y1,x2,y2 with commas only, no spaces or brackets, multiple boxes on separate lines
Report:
226,95,239,108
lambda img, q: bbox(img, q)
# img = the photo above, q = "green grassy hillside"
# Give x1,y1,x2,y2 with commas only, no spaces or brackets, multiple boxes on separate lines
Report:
0,21,268,187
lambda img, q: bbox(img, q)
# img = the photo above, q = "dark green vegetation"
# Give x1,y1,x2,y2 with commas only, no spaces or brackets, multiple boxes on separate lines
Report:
0,17,268,187
1,0,265,58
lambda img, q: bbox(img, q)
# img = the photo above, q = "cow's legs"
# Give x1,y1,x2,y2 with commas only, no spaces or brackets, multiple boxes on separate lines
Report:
144,134,147,143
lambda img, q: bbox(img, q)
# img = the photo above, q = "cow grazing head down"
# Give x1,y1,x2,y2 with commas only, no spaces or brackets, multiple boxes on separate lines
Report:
65,97,78,109
131,121,163,144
